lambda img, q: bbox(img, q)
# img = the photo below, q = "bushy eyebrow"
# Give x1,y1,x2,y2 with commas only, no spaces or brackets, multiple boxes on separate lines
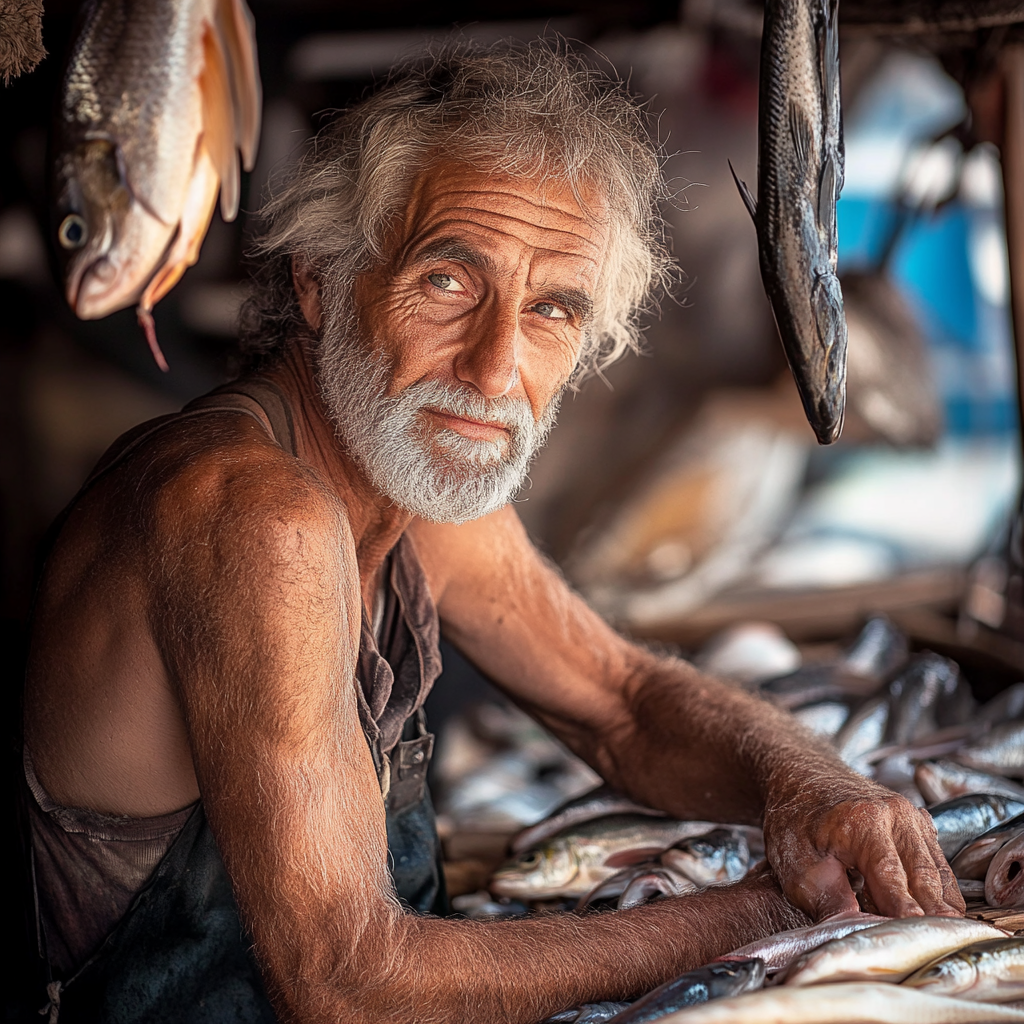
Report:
407,237,496,273
408,236,594,324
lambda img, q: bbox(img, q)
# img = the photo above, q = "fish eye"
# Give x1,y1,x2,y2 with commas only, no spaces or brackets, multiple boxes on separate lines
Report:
58,214,88,250
519,852,541,868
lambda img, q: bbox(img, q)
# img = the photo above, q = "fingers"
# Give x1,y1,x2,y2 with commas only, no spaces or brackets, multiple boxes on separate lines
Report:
773,840,859,921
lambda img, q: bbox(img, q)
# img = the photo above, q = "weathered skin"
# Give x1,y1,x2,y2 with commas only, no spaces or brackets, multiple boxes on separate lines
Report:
904,938,1024,1003
735,0,847,444
781,916,1008,986
652,982,1024,1023
24,160,963,1024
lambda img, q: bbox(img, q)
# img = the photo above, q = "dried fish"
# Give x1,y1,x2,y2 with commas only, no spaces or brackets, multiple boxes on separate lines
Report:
731,0,847,444
928,794,1024,860
916,760,1024,806
648,982,1024,1022
606,959,766,1023
903,938,1024,1003
52,0,261,369
716,911,889,975
510,786,666,856
490,816,720,900
952,815,1024,881
781,916,1008,987
985,832,1024,908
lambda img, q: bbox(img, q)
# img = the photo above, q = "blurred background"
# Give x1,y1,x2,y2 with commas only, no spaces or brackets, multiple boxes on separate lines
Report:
1,0,1021,734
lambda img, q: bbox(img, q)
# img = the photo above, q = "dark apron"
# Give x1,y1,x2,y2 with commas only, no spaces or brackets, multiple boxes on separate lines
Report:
25,378,448,1023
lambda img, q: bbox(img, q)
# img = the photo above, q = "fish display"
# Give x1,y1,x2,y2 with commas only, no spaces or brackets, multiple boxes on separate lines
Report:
660,829,752,888
52,0,261,370
606,959,766,1023
903,938,1024,1003
929,794,1024,860
490,815,721,900
716,911,889,975
985,832,1024,908
731,0,847,445
883,654,973,746
916,760,1024,805
951,815,1024,880
781,916,1008,986
646,982,1024,1022
955,721,1024,778
511,786,666,856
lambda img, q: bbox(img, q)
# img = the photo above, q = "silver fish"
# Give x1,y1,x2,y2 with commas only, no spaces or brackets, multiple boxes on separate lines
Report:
929,794,1024,859
490,815,720,900
985,832,1024,908
916,760,1024,806
903,938,1024,1003
884,654,973,747
618,866,697,910
649,981,1024,1022
955,721,1024,778
576,861,690,910
509,785,666,855
781,916,1008,987
731,0,847,444
976,684,1024,727
53,0,260,370
660,829,751,888
792,700,850,738
545,1004,633,1024
842,615,910,683
607,959,766,1023
834,696,889,770
717,911,888,975
952,814,1024,880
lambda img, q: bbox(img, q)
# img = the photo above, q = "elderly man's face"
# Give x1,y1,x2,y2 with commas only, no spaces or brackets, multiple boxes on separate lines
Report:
311,161,608,522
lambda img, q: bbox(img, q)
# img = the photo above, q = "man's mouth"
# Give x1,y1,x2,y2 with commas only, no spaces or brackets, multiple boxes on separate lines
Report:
423,407,511,444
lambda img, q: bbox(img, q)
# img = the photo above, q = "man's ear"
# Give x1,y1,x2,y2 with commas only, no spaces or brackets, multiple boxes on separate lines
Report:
291,255,323,332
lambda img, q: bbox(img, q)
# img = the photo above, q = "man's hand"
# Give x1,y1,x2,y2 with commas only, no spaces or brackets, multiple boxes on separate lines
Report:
764,775,965,921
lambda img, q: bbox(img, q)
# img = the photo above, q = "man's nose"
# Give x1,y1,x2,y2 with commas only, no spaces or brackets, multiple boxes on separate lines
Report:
453,303,521,399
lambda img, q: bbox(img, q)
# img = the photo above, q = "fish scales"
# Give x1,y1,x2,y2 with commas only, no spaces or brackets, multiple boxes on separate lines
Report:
928,794,1024,859
904,938,1024,1003
781,916,1008,987
743,0,848,444
648,982,1024,1022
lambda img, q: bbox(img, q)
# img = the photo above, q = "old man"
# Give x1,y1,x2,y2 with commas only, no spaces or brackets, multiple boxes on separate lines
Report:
22,41,962,1024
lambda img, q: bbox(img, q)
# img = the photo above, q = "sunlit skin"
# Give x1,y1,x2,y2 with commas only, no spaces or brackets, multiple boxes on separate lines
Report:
24,160,963,1024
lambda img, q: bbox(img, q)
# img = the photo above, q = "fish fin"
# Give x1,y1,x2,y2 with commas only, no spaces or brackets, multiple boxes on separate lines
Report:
728,160,757,220
199,21,241,221
818,149,838,258
789,102,813,172
216,0,261,171
140,143,221,311
137,308,171,372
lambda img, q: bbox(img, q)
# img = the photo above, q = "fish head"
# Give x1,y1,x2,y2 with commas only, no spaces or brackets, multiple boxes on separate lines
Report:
489,841,578,899
53,138,173,319
791,270,847,445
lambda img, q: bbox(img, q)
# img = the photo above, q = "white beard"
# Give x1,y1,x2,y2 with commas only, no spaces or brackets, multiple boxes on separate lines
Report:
315,294,560,524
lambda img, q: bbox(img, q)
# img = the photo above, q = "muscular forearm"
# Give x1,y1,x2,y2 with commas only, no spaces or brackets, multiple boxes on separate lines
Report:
588,653,849,826
261,870,808,1024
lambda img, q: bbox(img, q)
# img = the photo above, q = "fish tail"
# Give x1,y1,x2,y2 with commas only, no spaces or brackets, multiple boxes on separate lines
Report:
137,307,171,372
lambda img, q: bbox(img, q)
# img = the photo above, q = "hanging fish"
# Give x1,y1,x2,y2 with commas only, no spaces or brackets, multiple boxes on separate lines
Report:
52,0,261,370
730,0,848,445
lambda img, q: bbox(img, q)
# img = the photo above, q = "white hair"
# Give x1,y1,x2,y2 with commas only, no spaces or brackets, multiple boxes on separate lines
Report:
240,38,674,378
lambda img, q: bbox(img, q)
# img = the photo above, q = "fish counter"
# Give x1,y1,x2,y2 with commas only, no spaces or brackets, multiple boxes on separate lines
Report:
432,615,1024,1022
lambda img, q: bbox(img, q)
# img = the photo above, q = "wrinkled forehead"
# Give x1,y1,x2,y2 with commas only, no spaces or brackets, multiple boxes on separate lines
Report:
388,159,611,273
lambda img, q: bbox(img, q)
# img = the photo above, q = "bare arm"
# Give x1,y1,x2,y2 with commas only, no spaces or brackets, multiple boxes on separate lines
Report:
411,508,965,922
148,455,805,1024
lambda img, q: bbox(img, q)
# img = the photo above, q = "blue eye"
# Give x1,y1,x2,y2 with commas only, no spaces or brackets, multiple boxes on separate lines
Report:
428,273,465,292
534,302,567,320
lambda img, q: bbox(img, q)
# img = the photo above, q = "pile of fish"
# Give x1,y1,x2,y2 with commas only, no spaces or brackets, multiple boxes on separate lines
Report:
543,914,1024,1023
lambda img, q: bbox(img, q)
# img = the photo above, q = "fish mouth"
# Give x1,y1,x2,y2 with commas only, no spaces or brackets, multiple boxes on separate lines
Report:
68,254,144,320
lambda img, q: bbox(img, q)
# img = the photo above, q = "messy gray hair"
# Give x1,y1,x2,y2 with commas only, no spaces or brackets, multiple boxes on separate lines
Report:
239,38,674,377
